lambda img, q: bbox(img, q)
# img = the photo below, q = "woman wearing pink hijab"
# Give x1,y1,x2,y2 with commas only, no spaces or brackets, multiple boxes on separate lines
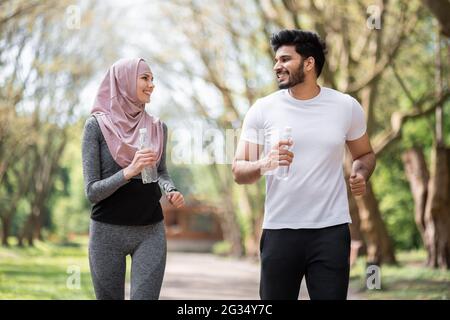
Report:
82,58,184,300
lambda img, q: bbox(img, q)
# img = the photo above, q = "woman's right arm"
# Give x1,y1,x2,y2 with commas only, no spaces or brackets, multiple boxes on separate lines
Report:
81,117,129,204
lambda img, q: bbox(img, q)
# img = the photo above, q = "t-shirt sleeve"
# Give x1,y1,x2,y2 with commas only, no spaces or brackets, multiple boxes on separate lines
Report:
240,100,264,145
346,97,367,141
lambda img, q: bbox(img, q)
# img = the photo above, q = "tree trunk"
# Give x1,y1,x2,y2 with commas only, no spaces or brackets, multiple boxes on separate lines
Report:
1,216,11,246
17,233,24,247
355,182,397,265
243,183,265,258
447,148,450,240
218,193,244,257
402,146,450,269
424,145,450,268
17,215,34,247
237,185,260,257
421,0,450,37
401,147,429,248
26,214,35,246
34,207,44,242
211,164,244,257
421,29,450,269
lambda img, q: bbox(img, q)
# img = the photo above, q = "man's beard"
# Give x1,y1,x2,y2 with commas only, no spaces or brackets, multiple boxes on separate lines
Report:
277,60,305,89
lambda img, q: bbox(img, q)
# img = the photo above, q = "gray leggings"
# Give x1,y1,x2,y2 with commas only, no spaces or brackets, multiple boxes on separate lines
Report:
88,219,166,300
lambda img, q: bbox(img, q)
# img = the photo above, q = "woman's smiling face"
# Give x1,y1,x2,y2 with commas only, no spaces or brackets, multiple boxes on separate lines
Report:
136,71,154,104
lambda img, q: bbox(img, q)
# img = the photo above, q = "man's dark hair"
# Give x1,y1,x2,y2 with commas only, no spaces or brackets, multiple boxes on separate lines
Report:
270,29,327,77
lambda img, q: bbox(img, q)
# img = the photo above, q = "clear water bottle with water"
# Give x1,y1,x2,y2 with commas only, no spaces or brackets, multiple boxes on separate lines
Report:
276,126,293,180
138,128,158,184
263,130,275,176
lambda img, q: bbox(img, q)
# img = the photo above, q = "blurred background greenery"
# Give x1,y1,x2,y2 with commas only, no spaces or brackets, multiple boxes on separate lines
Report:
0,0,449,299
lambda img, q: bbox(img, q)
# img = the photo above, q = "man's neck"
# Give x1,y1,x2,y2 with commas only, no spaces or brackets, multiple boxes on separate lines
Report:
288,81,321,100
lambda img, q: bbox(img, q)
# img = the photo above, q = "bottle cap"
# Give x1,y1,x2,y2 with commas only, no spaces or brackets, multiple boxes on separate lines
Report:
139,128,147,134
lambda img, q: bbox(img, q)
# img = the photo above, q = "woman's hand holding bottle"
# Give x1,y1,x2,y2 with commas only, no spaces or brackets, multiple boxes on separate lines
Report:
123,148,157,180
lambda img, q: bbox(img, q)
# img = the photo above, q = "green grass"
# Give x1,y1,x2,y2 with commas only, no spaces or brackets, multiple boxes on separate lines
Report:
350,250,450,300
0,236,135,300
0,236,97,299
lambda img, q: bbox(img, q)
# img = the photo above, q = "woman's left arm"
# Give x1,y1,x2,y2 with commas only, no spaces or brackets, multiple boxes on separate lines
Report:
157,122,177,193
158,123,185,208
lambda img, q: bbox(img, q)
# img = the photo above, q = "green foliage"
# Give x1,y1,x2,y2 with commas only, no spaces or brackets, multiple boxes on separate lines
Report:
166,163,196,197
372,143,422,250
212,241,232,256
49,120,91,242
184,164,222,202
11,199,31,236
371,101,450,251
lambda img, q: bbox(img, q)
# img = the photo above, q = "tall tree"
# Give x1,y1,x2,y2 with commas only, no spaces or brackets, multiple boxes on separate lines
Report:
0,0,120,245
402,29,450,268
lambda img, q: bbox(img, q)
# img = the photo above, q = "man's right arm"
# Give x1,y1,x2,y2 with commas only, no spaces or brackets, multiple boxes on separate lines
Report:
232,140,265,185
232,139,293,185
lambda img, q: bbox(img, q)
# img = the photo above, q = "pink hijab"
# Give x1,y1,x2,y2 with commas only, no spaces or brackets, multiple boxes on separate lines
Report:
91,58,163,168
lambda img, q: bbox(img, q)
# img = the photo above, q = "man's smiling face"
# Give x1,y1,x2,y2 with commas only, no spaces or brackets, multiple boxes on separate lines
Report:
273,45,305,89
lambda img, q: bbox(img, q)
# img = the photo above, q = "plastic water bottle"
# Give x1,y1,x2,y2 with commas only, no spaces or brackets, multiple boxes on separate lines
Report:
276,126,293,180
138,128,158,184
263,130,275,176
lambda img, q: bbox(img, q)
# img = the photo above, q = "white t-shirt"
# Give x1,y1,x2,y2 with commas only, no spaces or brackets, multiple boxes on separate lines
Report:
240,87,366,229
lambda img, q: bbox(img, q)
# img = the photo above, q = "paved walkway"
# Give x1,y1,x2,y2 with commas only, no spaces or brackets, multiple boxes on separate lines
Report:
133,252,361,300
160,252,261,300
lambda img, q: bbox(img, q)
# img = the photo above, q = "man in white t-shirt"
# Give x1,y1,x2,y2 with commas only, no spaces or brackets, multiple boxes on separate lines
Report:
232,29,376,300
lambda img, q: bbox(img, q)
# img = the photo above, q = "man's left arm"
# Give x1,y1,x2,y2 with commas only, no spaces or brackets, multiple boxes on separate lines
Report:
346,133,376,197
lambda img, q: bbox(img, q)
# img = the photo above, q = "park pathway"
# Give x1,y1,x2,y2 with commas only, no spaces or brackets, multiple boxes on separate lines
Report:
126,251,363,300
